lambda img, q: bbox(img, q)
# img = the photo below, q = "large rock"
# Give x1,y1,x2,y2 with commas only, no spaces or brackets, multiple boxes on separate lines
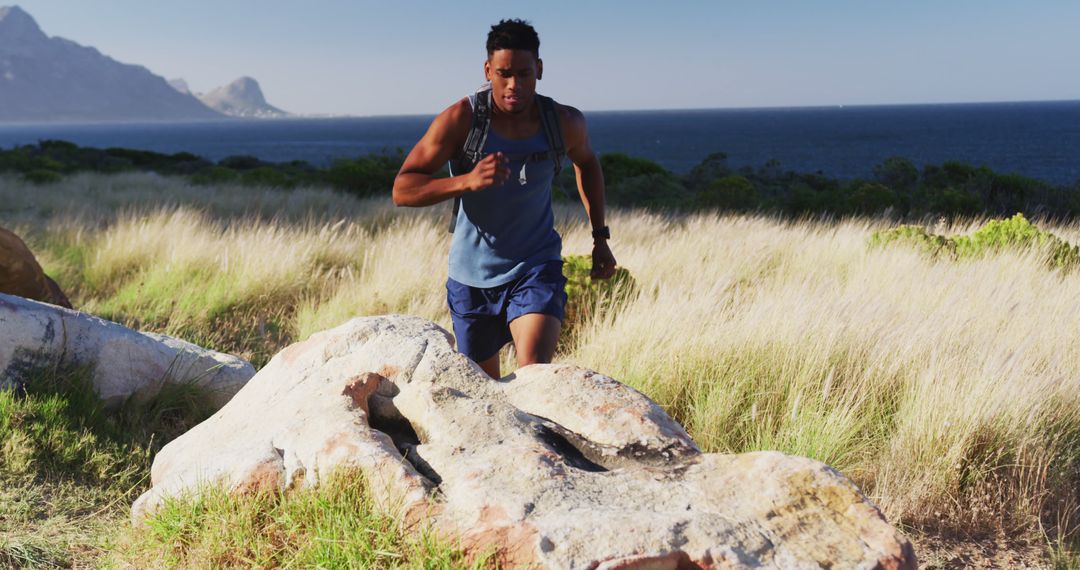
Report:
132,315,915,569
0,227,71,308
0,293,254,408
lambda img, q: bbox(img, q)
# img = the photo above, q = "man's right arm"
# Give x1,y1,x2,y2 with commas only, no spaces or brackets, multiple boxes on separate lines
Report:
392,99,509,207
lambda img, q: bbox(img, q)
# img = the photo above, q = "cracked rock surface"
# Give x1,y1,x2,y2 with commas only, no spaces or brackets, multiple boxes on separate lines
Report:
0,293,254,408
132,315,915,569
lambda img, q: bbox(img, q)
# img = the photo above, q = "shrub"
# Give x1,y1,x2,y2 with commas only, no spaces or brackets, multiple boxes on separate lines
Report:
683,152,731,192
871,214,1080,271
562,254,636,341
239,166,292,189
218,155,265,170
697,175,758,211
22,169,63,185
189,166,239,186
324,152,403,198
954,213,1080,269
840,181,896,215
607,173,689,210
869,225,955,258
599,153,669,188
873,156,919,190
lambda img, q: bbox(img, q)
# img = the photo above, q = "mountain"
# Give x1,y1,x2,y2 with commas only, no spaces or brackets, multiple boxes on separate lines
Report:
0,5,222,122
198,76,289,118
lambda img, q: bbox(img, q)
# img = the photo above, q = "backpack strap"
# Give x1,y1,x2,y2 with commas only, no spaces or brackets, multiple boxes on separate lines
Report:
448,86,493,232
536,94,565,177
536,94,578,200
460,88,492,171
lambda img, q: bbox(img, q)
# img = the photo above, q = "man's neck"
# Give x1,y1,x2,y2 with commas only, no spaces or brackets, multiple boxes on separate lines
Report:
490,98,541,140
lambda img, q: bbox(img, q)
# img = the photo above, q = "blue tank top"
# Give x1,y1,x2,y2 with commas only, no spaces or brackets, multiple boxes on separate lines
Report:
448,127,563,288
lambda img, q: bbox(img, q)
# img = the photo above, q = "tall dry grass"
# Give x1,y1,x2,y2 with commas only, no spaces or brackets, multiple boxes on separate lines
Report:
4,173,1079,552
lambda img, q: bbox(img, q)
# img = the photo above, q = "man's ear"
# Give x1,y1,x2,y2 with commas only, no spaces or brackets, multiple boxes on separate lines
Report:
537,58,543,80
484,58,491,81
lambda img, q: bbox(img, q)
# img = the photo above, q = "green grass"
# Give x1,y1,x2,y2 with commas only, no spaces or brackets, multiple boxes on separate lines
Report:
0,365,492,569
0,365,214,568
114,472,492,569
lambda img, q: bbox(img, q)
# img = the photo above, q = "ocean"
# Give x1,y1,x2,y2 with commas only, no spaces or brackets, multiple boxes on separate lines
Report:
0,100,1078,184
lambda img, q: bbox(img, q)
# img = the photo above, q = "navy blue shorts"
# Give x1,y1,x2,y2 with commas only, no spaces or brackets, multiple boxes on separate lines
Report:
446,260,567,363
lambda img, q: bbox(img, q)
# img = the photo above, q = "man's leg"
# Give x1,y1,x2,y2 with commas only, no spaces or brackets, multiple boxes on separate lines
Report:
509,312,561,367
475,353,501,379
447,278,511,380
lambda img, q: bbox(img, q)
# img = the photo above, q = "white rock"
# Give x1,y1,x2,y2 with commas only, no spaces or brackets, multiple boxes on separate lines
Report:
132,315,915,569
0,293,254,408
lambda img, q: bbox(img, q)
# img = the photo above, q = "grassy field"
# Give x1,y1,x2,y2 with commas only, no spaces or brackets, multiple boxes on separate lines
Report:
2,172,1079,568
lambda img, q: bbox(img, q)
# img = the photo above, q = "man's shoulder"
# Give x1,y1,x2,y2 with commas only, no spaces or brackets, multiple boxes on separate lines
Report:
438,97,474,130
550,100,587,140
424,97,473,148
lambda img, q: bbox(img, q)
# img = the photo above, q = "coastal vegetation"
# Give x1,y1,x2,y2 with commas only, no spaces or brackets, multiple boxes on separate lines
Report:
1,170,1079,566
4,140,1080,220
871,213,1080,271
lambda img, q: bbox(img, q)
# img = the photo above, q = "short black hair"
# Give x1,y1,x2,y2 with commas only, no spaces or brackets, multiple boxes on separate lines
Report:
486,19,540,57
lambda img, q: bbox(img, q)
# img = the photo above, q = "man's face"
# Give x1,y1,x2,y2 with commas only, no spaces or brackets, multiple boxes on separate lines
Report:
485,49,542,115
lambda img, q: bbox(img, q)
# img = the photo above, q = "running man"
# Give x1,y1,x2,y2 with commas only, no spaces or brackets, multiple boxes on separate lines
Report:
392,19,615,379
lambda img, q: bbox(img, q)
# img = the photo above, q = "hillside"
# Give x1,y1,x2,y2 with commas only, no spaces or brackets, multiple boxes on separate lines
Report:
0,5,222,122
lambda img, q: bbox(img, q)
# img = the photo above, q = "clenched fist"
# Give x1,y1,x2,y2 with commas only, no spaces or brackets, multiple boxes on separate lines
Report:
465,152,510,191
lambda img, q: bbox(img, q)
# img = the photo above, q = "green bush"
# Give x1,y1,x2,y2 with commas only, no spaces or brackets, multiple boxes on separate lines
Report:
954,214,1080,269
697,175,758,211
239,166,292,188
869,225,955,258
562,254,636,341
189,165,239,186
324,152,403,198
870,214,1080,271
873,156,919,190
599,152,669,188
684,152,731,192
22,169,63,185
606,172,689,210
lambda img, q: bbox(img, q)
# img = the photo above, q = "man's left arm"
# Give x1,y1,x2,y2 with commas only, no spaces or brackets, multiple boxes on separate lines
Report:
561,105,617,279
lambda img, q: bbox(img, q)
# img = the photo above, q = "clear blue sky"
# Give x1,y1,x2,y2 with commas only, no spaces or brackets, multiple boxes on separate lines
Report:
11,0,1080,116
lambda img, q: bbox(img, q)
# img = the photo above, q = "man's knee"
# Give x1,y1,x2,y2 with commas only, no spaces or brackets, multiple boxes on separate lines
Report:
510,312,561,364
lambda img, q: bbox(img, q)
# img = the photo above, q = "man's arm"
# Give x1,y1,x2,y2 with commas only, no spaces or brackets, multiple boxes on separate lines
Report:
393,98,509,207
561,104,617,279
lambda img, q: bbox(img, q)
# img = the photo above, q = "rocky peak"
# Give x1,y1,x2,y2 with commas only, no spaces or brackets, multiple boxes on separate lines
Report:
220,76,265,101
199,76,289,118
0,5,46,46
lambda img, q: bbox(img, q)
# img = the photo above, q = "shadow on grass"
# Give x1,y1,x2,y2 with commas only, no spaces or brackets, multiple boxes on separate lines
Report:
0,364,216,568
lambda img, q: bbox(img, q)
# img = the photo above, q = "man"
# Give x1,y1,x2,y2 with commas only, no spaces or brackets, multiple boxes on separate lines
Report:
392,19,615,379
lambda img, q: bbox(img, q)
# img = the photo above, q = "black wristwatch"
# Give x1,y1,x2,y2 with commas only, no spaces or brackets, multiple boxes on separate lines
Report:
592,225,610,241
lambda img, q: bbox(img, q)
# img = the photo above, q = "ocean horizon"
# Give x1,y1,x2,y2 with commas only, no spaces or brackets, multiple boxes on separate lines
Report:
2,99,1078,184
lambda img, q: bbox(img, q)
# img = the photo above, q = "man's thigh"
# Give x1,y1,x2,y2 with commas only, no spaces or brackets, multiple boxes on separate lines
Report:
446,279,512,363
506,261,567,364
509,312,561,365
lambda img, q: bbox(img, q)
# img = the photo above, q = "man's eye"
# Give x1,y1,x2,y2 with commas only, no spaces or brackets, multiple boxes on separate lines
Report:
499,71,512,78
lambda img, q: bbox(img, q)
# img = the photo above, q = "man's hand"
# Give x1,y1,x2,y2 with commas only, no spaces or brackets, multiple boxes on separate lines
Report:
466,152,510,191
591,240,617,279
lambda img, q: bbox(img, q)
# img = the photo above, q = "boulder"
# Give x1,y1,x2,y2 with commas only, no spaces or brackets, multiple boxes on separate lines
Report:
132,315,915,569
0,227,72,308
0,293,254,409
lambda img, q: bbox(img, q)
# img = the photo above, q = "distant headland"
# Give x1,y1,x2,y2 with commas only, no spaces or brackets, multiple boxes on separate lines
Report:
0,5,289,122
